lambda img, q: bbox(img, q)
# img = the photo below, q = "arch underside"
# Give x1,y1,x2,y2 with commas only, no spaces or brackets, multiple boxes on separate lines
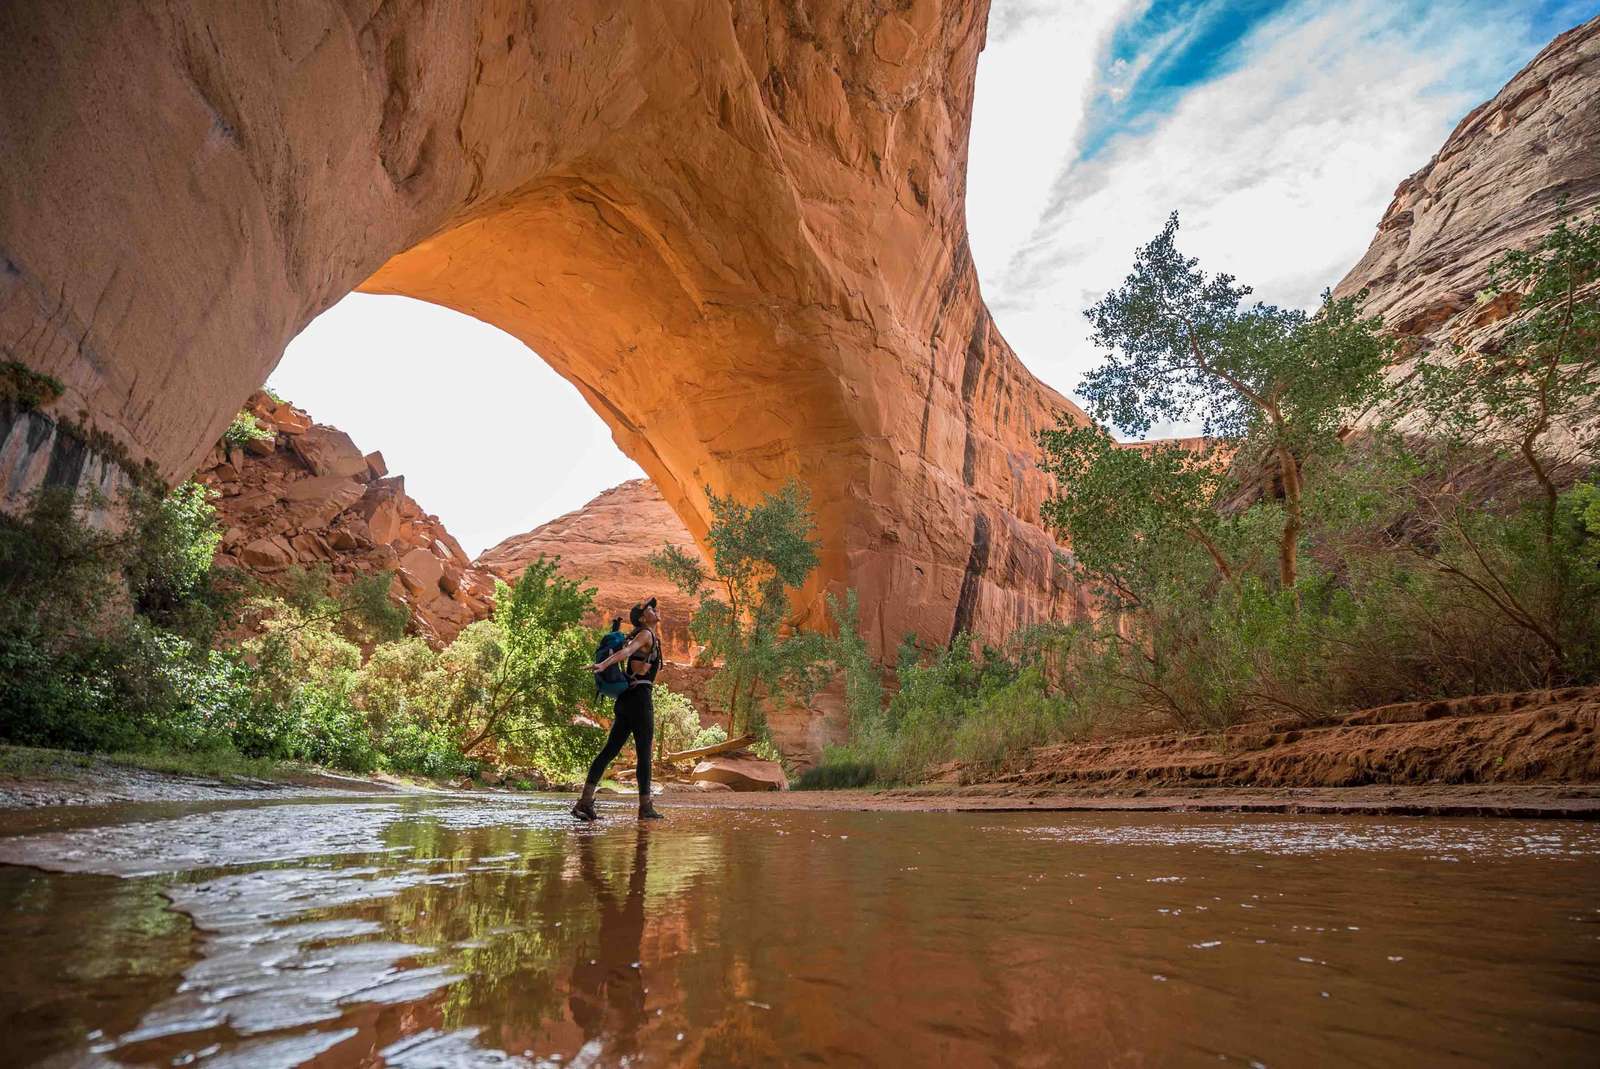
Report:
0,0,1087,675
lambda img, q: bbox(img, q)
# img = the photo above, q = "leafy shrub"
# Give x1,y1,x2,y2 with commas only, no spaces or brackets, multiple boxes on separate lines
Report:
220,410,273,453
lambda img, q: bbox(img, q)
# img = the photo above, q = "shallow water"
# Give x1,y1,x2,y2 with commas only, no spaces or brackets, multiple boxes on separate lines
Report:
0,797,1597,1067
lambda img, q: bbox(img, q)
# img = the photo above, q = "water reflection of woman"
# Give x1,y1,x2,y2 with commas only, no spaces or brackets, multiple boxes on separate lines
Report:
567,829,650,1055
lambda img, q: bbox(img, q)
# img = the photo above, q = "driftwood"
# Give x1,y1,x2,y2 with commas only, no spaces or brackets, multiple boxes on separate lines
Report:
662,733,759,764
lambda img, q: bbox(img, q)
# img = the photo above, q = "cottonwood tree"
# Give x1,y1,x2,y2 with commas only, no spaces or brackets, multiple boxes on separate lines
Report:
650,480,821,738
456,555,596,761
1038,423,1237,605
1397,209,1600,677
1077,212,1393,601
1404,208,1600,546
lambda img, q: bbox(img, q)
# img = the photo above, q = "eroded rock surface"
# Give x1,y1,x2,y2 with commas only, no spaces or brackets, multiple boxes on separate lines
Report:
205,392,496,645
0,0,1088,659
1334,19,1600,349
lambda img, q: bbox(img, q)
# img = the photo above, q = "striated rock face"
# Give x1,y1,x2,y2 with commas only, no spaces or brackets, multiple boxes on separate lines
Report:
1334,18,1600,345
0,0,1088,662
477,480,704,660
476,479,720,728
205,393,496,645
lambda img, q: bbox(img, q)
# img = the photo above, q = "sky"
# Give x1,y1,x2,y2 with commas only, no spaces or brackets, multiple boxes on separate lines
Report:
272,0,1596,557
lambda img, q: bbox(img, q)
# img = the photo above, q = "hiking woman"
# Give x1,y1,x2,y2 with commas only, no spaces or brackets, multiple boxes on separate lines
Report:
574,597,665,821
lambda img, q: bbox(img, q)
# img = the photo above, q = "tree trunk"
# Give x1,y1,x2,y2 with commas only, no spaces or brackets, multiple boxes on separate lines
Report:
1276,443,1303,605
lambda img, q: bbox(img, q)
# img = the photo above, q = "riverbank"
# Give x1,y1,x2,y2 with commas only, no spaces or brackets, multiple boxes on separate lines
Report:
0,746,415,808
4,686,1595,816
4,749,1598,819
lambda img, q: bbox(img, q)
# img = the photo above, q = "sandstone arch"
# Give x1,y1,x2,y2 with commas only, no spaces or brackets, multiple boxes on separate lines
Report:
0,0,1087,655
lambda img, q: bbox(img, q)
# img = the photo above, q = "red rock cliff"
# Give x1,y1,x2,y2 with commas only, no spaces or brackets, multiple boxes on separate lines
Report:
1334,19,1600,344
0,0,1088,660
204,392,496,645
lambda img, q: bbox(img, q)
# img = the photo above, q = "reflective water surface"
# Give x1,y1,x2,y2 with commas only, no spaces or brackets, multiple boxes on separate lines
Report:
1,797,1597,1067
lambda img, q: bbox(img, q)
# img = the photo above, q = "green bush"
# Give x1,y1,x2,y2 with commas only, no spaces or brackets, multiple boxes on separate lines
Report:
220,410,273,453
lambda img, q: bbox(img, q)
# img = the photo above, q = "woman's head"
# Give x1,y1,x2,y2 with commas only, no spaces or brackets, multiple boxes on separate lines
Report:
629,596,659,628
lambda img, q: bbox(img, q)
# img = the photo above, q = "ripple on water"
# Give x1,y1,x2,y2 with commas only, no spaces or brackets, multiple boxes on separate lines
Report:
0,798,580,1067
998,819,1600,858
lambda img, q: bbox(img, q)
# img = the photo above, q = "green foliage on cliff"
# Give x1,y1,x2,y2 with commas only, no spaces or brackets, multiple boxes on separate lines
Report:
0,361,65,410
803,210,1600,788
220,410,274,453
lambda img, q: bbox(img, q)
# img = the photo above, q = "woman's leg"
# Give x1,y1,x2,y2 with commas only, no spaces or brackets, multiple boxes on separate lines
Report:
633,694,654,800
574,699,633,819
585,704,633,786
633,690,663,818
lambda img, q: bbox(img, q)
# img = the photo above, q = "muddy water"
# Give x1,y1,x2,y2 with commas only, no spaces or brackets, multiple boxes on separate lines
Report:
0,799,1596,1067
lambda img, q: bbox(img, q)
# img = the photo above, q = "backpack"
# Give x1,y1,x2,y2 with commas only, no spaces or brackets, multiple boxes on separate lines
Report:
594,629,631,698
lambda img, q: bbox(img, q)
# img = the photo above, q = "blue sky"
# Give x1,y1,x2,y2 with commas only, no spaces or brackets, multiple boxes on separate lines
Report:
274,0,1597,555
1083,0,1589,158
968,0,1599,418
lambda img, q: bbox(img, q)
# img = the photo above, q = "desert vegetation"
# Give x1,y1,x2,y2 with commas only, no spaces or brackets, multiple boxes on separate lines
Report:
0,479,713,786
800,210,1600,787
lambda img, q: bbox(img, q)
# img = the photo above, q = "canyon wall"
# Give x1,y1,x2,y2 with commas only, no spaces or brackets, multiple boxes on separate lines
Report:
1333,19,1600,350
0,0,1088,660
203,392,497,645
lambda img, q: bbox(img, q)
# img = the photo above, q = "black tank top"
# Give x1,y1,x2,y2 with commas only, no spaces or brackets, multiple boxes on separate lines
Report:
627,627,660,684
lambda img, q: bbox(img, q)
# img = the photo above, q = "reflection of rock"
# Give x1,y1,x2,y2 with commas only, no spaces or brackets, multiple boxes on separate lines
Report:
206,392,495,645
690,756,789,792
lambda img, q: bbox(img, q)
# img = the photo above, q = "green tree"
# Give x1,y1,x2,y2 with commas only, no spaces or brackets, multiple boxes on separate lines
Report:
219,410,273,459
1404,209,1600,546
1079,212,1392,596
1038,424,1237,604
650,480,821,737
456,556,597,761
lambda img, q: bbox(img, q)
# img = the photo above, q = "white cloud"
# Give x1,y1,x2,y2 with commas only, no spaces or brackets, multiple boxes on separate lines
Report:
271,295,644,558
966,0,1144,287
971,0,1563,422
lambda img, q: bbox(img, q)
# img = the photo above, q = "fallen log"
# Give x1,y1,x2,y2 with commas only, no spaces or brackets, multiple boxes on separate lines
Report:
662,733,759,763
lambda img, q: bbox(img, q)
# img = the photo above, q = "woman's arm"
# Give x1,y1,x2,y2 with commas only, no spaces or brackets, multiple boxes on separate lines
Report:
590,634,645,674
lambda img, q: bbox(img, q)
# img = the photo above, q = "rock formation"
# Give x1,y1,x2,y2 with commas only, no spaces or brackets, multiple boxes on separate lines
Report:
476,479,720,729
477,480,704,660
0,0,1089,662
1334,19,1600,346
203,392,496,645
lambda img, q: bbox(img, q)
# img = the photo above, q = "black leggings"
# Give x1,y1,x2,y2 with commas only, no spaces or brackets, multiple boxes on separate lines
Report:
585,685,654,797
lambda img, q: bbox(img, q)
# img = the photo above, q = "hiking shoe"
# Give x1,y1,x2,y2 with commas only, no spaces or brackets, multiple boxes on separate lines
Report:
638,804,665,821
571,799,600,821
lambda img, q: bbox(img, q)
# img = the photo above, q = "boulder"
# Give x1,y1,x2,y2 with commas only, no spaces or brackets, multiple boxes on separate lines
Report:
290,425,368,479
281,475,366,528
356,478,408,544
239,536,294,569
397,546,445,598
690,756,789,792
364,451,388,479
290,532,331,560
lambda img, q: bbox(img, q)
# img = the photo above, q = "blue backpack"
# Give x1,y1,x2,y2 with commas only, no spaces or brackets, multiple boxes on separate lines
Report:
595,628,631,698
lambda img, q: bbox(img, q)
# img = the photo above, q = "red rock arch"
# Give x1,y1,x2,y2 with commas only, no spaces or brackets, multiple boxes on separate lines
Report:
0,0,1087,656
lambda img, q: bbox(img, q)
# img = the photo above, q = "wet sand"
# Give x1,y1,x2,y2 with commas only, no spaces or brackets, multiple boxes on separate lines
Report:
4,760,1597,821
